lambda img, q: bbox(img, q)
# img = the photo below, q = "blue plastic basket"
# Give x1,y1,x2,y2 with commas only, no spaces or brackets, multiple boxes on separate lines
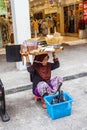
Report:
44,92,73,120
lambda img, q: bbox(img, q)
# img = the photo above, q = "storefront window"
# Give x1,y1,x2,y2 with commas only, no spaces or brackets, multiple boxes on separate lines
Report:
64,4,79,34
0,0,7,16
0,0,14,47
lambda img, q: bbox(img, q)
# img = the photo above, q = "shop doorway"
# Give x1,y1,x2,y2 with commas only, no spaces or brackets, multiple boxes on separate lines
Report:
64,4,79,36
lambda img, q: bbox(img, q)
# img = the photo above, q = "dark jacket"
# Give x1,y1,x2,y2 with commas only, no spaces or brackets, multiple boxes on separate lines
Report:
27,58,60,95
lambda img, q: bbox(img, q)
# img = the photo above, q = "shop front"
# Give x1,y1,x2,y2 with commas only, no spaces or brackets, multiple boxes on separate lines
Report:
63,0,87,38
78,0,87,38
30,0,61,36
1,0,87,47
0,0,14,47
63,3,80,36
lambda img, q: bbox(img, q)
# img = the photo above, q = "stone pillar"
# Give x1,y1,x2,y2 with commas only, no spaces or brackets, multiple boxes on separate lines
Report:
0,28,2,47
10,0,31,70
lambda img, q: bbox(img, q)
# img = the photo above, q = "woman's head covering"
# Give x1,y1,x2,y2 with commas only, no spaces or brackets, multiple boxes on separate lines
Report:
33,53,51,82
34,54,49,62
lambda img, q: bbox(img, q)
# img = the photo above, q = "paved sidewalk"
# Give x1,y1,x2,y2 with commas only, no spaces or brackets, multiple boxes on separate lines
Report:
0,43,87,91
0,40,87,130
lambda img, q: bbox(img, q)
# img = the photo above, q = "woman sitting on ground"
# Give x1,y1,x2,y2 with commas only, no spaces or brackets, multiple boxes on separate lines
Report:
26,53,63,108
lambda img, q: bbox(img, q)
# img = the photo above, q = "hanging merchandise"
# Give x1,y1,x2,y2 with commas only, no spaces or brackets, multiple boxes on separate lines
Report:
79,1,86,30
83,1,87,21
79,1,87,21
49,0,54,5
0,17,10,46
78,19,85,30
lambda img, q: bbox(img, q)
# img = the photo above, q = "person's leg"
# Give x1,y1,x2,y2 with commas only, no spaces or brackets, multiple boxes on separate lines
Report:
35,81,51,97
34,81,51,109
49,76,63,93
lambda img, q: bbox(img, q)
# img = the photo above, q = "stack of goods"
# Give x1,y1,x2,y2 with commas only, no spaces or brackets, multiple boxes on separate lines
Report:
20,38,38,63
20,38,38,53
45,32,63,45
27,38,38,51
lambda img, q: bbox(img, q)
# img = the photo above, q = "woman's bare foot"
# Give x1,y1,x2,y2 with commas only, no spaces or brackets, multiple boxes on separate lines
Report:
42,102,46,109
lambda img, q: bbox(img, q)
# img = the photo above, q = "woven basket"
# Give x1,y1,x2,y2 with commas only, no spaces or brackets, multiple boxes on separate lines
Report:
45,36,63,45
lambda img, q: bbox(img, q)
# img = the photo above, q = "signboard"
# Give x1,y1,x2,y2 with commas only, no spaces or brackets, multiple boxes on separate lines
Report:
0,0,7,15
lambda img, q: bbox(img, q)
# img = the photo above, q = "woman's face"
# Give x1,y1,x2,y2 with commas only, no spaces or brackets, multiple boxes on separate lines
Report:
42,56,49,66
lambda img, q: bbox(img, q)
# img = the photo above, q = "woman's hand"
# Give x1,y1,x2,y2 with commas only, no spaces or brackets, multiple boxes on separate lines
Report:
52,52,57,59
52,52,55,57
